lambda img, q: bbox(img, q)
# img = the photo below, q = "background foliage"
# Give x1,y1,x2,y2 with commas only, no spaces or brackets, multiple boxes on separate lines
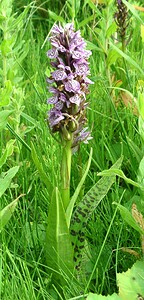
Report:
0,0,144,299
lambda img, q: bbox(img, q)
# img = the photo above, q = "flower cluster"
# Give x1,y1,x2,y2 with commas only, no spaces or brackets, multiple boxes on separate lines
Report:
46,23,93,148
114,0,128,40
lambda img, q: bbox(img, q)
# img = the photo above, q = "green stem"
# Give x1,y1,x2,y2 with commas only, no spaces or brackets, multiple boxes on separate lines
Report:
61,137,72,211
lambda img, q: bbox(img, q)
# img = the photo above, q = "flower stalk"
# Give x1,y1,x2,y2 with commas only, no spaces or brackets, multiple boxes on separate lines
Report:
61,136,72,210
46,23,93,209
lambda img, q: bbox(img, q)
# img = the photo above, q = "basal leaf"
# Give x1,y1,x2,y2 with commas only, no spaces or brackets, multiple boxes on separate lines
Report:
46,187,74,284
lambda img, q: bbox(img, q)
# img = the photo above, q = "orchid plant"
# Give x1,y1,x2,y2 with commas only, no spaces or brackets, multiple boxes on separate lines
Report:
41,22,123,287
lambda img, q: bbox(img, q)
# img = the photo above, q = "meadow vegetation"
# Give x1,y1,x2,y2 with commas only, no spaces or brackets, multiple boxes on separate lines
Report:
0,0,144,299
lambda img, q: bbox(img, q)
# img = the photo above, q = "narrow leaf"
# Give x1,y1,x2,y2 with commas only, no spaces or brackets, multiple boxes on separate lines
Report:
0,166,19,198
109,42,144,75
98,168,142,189
113,202,144,235
0,110,13,130
31,142,53,192
48,10,65,23
0,139,15,169
0,194,24,232
21,112,42,131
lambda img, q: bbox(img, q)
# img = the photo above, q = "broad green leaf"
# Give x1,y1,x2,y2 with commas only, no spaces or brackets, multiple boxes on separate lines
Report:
98,168,141,189
0,110,13,130
87,292,121,300
0,80,12,106
46,187,74,284
66,148,93,227
31,142,53,192
0,139,15,168
70,157,123,268
113,202,144,235
0,194,23,232
109,42,144,76
118,260,144,300
48,10,65,23
0,166,19,198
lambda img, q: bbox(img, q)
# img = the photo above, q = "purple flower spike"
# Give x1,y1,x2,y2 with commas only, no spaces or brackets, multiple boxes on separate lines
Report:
46,23,93,148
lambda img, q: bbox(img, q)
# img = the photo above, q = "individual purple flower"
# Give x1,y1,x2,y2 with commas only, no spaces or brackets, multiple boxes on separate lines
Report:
64,79,80,93
48,108,64,128
73,60,89,76
47,48,58,59
46,23,93,148
52,69,67,81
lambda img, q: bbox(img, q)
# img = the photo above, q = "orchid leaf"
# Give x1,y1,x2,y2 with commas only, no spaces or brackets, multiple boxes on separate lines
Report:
46,187,74,284
98,168,141,189
70,157,123,268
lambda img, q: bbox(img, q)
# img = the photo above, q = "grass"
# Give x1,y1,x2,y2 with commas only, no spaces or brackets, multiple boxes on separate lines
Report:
0,0,144,299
